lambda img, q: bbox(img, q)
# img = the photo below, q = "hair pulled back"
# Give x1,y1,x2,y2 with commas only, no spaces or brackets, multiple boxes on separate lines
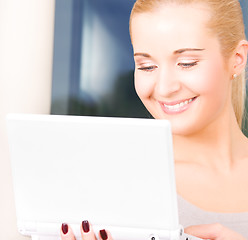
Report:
130,0,247,127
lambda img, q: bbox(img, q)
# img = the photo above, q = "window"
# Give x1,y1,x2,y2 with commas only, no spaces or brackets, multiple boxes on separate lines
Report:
52,0,150,118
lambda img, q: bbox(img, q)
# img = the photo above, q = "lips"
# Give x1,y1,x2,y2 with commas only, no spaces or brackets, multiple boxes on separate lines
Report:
159,97,197,114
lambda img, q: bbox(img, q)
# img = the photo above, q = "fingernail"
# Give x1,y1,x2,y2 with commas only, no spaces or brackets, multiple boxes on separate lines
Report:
100,229,108,240
62,223,68,234
82,220,90,233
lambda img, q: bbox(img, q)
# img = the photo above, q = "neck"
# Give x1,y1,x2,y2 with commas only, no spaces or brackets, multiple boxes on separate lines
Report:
173,107,247,173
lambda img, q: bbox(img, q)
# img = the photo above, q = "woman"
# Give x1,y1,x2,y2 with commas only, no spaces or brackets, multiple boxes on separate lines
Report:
61,0,248,239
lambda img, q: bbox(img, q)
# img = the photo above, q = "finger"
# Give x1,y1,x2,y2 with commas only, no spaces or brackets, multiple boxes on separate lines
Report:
184,223,246,240
185,223,223,239
81,220,97,240
99,229,113,240
60,223,76,240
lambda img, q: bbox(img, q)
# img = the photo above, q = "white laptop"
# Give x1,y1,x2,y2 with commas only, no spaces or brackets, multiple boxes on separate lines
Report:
6,114,197,240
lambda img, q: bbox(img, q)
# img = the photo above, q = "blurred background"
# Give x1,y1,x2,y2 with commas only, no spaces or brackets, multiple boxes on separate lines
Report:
51,0,150,118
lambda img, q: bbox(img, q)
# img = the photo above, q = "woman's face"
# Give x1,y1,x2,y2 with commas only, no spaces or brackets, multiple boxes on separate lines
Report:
131,4,233,136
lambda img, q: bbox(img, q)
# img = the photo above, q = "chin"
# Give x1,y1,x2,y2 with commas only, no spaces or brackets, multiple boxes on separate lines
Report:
171,119,211,137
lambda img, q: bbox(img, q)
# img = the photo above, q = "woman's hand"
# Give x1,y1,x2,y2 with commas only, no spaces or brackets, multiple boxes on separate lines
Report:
185,223,246,240
60,221,246,240
60,221,113,240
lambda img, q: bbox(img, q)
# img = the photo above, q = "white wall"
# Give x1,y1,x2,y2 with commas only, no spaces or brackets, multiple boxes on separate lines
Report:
0,0,55,239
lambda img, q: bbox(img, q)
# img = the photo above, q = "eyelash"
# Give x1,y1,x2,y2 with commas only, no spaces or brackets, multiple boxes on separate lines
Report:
177,61,199,69
137,66,157,72
137,61,199,72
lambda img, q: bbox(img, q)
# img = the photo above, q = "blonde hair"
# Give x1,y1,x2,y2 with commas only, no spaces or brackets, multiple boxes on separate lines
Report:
130,0,247,127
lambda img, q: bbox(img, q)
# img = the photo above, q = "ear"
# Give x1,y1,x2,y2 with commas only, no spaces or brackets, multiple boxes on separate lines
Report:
231,40,248,77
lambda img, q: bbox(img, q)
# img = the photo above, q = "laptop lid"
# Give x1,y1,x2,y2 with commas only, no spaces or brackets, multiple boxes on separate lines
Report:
6,114,180,240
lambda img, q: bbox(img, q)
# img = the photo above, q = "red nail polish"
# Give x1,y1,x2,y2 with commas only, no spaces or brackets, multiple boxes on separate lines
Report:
62,223,68,234
82,220,90,233
100,229,108,240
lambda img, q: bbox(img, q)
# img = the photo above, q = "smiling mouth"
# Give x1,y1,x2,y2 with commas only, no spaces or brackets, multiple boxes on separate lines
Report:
160,97,197,112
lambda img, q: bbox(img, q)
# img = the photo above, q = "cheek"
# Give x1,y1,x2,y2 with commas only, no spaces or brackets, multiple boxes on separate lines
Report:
134,72,154,102
185,60,227,96
186,59,231,124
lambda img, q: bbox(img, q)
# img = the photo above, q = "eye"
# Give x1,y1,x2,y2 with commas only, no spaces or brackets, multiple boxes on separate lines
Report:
137,66,157,72
178,61,199,69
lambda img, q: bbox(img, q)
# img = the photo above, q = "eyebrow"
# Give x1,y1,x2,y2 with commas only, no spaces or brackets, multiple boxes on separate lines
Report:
133,53,151,58
173,48,205,54
134,48,205,58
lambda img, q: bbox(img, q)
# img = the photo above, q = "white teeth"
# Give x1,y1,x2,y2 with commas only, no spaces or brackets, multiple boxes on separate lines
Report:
164,97,194,110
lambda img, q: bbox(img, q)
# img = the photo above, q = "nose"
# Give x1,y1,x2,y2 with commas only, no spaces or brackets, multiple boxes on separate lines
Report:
154,68,181,97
